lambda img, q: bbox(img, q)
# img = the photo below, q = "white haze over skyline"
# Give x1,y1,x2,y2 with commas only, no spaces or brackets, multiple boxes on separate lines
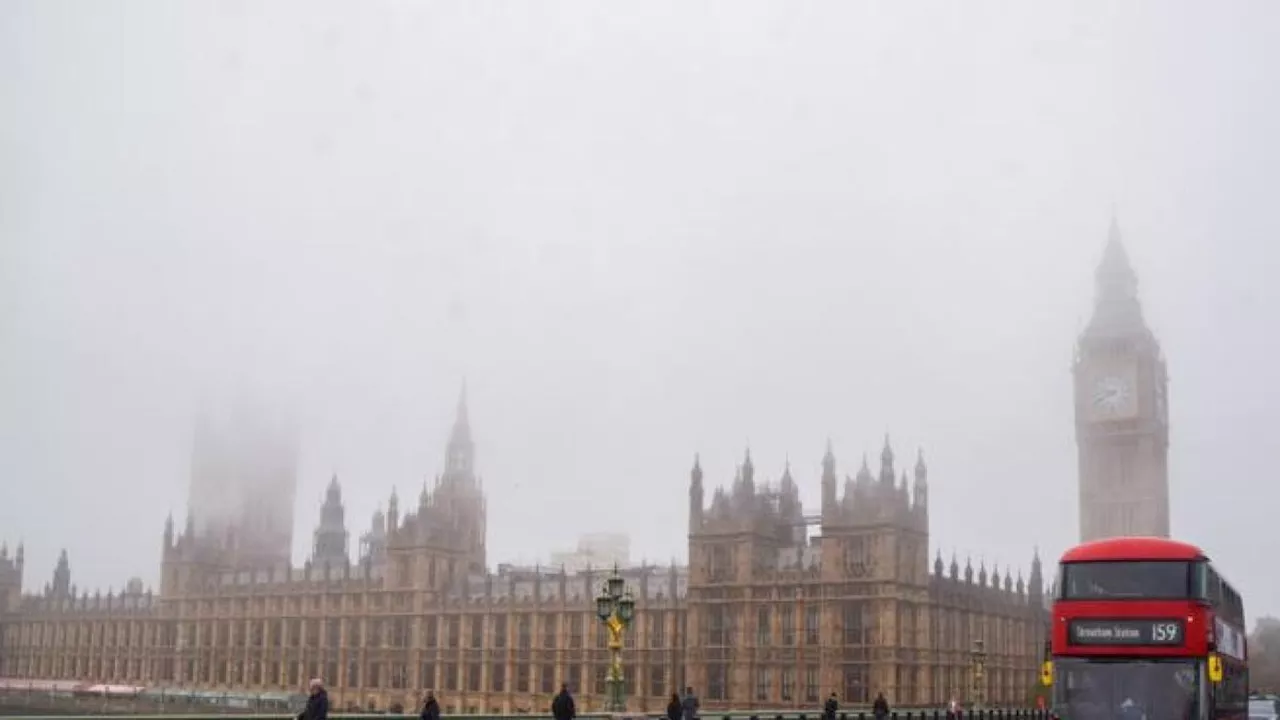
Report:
2,2,1278,619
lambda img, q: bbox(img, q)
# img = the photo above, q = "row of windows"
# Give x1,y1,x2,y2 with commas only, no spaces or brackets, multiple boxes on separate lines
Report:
1200,565,1244,627
12,606,1035,662
712,604,1033,655
8,612,683,652
1061,559,1246,623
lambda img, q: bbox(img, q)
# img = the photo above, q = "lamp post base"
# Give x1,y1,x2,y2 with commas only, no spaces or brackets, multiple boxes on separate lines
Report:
605,676,625,713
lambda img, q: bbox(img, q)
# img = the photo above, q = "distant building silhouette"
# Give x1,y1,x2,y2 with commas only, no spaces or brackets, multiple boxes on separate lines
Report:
187,396,299,569
550,533,631,573
1074,215,1171,541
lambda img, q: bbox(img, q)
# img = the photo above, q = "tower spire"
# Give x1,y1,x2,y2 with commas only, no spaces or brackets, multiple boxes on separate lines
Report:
445,380,475,479
821,440,838,520
689,454,704,534
1086,212,1145,337
457,378,469,427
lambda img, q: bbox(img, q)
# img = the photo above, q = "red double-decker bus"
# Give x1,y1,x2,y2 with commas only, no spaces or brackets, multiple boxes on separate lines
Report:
1048,537,1248,720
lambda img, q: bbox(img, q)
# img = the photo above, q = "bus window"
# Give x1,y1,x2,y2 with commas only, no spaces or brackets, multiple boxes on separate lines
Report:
1061,561,1191,599
1192,561,1209,600
1053,658,1200,720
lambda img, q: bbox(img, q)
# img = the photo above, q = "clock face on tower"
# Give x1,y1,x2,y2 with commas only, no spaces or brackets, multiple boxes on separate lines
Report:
1089,372,1136,420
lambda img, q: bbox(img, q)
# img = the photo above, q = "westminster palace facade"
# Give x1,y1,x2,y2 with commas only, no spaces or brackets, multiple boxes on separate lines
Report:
0,390,1049,712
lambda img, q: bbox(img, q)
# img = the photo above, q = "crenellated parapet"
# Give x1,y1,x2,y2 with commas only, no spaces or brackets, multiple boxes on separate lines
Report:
823,435,927,532
17,585,156,617
693,449,805,541
927,551,1045,612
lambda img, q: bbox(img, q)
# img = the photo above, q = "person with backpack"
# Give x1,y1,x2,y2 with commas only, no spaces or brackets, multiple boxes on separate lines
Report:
680,686,700,720
872,692,890,720
551,683,575,720
822,693,838,720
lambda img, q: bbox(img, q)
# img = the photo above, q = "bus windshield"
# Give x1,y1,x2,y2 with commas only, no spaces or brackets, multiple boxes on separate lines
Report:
1061,561,1191,599
1053,658,1200,720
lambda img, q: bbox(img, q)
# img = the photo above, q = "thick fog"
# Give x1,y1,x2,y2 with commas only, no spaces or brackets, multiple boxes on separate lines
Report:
1,2,1277,618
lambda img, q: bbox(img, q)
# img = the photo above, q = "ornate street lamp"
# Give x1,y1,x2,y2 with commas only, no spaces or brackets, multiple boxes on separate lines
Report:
970,638,987,709
595,565,636,713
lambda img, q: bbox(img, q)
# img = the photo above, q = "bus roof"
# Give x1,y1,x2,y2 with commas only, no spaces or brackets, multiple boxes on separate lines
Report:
1060,537,1205,563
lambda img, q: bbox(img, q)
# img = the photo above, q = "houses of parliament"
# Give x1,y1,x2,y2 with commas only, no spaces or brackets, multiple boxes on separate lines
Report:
0,392,1048,712
0,220,1168,713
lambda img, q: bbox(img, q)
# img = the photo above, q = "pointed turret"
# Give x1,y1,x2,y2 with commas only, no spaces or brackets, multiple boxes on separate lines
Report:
964,557,974,584
313,474,350,566
163,513,174,554
879,435,895,485
1085,213,1147,338
444,381,475,480
740,447,755,493
688,454,704,534
388,487,400,532
856,454,873,484
933,550,944,577
52,549,71,597
359,505,388,566
1029,547,1044,603
821,440,838,520
949,552,959,580
978,561,988,588
913,448,929,510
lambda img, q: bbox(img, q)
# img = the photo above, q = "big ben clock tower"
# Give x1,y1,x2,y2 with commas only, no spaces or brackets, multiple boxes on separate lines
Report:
1074,216,1170,542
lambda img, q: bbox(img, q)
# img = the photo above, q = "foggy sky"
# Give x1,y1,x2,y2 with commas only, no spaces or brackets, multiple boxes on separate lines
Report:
2,2,1278,620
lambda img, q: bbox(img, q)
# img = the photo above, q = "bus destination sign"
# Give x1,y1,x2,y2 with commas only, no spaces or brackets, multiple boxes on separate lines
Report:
1068,619,1184,646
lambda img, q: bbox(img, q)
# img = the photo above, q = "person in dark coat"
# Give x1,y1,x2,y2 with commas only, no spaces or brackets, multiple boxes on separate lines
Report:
667,693,683,720
551,683,575,720
872,692,890,720
298,679,329,720
420,691,440,720
680,687,700,720
823,693,838,720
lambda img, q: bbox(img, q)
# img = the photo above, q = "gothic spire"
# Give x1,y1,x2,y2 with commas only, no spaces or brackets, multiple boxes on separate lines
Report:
445,381,475,479
451,380,471,445
879,434,895,484
52,549,70,596
821,441,838,518
856,453,873,482
1087,212,1146,337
